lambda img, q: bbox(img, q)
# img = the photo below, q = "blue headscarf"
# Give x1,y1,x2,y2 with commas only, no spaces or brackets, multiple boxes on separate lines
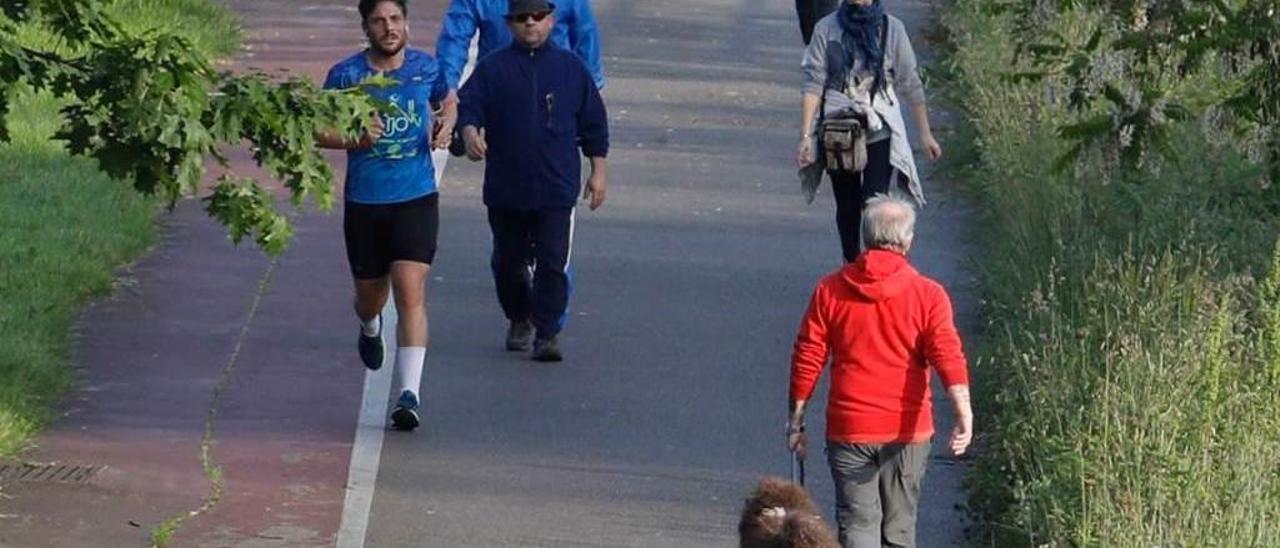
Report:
836,0,886,100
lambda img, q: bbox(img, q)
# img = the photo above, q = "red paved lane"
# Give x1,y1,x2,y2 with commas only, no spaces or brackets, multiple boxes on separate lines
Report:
0,2,447,546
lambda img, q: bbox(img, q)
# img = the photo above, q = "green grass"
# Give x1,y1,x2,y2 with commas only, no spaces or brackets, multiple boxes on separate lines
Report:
11,0,241,57
149,515,183,547
0,90,157,456
937,1,1280,545
0,1,241,457
109,0,242,57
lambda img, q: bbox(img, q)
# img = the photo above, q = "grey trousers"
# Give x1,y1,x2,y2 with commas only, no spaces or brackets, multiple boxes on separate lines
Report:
826,441,931,548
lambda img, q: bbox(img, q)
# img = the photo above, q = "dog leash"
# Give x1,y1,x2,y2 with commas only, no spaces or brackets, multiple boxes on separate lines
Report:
791,450,806,486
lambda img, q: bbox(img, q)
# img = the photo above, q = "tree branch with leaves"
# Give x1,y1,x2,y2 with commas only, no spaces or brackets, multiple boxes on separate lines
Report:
997,0,1280,186
1,0,390,255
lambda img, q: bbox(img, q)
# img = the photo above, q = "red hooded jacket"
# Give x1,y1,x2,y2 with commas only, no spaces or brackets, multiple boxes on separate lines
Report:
790,249,968,444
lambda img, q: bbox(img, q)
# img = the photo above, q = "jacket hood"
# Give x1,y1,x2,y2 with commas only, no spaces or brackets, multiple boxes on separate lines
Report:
841,249,917,302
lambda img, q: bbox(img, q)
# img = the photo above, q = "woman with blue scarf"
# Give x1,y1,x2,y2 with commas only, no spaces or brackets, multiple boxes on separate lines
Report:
796,0,942,264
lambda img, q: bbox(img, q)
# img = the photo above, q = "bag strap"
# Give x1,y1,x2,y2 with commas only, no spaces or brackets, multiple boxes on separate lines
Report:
818,80,827,132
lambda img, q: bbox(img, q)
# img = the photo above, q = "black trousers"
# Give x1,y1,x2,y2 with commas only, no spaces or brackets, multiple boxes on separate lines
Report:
796,0,839,45
487,207,575,341
829,139,893,263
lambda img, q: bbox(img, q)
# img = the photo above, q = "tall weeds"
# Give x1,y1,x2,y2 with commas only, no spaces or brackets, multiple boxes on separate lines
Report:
940,1,1280,545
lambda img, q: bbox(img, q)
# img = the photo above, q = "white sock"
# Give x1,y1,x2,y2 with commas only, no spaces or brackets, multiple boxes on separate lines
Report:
394,346,427,403
360,315,380,337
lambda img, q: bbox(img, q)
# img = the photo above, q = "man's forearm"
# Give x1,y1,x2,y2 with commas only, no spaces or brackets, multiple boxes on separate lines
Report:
588,156,607,177
788,399,807,428
315,130,355,150
438,98,459,124
947,384,972,419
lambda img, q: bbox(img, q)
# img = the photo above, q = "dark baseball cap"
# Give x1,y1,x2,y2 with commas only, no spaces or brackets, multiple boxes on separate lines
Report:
506,0,556,17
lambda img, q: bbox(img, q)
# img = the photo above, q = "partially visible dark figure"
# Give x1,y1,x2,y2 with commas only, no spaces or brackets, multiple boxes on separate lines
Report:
739,477,840,548
795,0,839,45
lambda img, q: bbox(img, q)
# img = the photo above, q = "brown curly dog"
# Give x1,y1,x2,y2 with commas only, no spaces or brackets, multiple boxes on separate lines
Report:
738,477,839,548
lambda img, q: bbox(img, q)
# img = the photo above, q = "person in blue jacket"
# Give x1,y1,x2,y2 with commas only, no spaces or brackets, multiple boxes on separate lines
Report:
317,0,454,431
434,0,604,144
457,0,609,362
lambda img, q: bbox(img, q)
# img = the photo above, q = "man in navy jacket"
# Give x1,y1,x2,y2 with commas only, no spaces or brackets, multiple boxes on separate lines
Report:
458,0,609,362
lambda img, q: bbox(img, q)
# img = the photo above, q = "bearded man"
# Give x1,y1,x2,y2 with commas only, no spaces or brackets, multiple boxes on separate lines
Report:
316,0,454,431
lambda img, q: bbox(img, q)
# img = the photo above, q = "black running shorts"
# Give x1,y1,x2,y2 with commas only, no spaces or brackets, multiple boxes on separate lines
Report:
343,193,439,279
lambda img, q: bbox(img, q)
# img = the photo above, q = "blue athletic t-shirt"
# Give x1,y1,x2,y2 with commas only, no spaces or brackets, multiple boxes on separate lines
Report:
323,48,448,204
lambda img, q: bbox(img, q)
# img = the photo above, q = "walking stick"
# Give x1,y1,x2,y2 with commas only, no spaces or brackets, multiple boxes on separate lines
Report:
790,449,806,486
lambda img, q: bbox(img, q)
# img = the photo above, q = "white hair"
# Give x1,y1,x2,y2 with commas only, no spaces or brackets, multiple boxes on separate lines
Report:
860,193,916,252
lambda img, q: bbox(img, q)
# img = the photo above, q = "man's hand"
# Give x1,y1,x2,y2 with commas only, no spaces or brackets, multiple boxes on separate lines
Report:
947,385,973,456
796,135,816,168
358,114,385,149
584,171,607,210
432,116,455,150
462,125,487,161
949,411,973,456
787,426,808,460
922,132,943,162
786,399,807,459
432,92,459,151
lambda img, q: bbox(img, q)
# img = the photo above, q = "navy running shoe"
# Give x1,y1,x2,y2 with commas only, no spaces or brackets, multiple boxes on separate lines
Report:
390,390,420,431
357,314,385,371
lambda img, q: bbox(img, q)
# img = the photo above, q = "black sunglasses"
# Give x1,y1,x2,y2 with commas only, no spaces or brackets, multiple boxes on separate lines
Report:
510,11,551,23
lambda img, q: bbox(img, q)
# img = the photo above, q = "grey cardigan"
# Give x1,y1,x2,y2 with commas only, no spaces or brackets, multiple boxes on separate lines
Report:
802,13,927,205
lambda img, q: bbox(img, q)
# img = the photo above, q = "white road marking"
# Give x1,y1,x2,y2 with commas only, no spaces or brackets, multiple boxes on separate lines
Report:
335,301,397,548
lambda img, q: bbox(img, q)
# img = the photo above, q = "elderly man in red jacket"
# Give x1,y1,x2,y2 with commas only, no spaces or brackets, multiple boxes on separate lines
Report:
787,194,974,548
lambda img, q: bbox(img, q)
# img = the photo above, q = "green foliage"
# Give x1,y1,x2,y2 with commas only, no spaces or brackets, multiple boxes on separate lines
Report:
0,0,384,255
0,88,8,142
0,0,238,458
940,0,1280,544
1004,0,1280,180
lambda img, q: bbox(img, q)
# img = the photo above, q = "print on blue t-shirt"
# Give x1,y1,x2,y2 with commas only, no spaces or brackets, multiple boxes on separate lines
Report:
323,48,448,204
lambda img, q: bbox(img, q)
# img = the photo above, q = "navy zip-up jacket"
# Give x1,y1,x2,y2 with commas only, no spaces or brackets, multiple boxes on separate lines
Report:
458,42,609,211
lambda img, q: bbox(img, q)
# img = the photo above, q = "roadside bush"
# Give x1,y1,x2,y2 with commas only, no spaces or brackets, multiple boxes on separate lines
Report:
940,0,1280,544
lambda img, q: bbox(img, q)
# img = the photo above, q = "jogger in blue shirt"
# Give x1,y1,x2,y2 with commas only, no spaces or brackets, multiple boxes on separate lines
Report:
324,49,447,204
317,0,454,431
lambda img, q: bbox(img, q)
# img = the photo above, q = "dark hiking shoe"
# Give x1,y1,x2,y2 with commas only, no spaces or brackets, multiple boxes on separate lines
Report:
531,337,563,362
390,390,420,431
506,320,535,351
358,314,385,371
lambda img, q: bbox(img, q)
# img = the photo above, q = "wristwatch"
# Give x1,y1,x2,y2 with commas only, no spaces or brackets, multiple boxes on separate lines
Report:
786,422,806,435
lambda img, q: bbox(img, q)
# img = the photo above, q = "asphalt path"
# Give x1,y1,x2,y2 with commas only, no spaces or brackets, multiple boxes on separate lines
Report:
361,0,975,546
